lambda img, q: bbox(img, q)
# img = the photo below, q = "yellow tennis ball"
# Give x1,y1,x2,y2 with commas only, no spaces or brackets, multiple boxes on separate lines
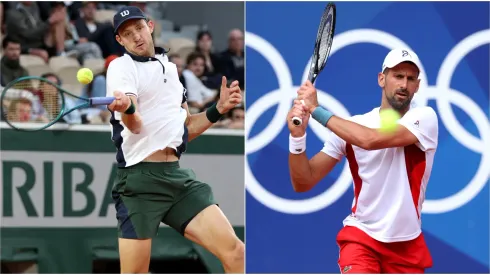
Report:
379,109,401,133
77,68,93,85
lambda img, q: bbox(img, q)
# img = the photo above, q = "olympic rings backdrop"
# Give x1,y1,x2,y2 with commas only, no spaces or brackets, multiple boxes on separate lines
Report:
245,2,490,273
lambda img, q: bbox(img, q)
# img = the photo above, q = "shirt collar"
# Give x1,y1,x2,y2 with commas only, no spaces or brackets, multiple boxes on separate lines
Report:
125,47,166,62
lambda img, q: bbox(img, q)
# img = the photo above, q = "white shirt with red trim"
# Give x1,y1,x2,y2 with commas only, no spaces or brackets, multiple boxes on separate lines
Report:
322,106,438,243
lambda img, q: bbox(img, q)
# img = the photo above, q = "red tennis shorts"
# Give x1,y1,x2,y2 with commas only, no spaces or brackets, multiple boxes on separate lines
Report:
336,226,433,274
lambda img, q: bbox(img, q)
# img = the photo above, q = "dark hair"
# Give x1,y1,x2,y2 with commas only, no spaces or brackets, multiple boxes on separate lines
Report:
197,30,212,41
186,52,205,65
41,73,62,86
195,30,212,52
229,106,244,119
231,106,244,113
82,1,97,7
2,36,21,49
51,1,66,8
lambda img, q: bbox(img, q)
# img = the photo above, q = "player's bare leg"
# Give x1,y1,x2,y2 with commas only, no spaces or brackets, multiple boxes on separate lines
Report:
184,205,244,273
118,238,152,273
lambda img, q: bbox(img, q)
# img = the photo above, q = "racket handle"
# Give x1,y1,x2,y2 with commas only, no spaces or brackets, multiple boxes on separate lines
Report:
292,116,303,126
90,97,115,106
291,100,305,126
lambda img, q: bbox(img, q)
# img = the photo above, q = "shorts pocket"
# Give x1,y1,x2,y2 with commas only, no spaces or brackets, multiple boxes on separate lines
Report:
112,169,129,194
122,171,149,196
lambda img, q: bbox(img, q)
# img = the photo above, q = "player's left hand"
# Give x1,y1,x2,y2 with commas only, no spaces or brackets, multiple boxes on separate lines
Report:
216,76,242,114
297,80,319,113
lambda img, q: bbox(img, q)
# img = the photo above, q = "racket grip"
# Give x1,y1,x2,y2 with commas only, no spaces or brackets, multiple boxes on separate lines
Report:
291,100,306,126
91,97,115,106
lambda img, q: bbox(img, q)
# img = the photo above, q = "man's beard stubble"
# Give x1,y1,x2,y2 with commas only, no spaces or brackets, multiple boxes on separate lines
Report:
386,88,412,112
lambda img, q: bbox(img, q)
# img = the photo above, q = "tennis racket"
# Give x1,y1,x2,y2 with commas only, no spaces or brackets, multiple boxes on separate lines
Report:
292,2,337,126
0,76,115,131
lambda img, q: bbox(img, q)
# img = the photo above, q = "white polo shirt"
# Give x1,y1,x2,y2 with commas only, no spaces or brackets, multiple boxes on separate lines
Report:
106,47,188,168
322,106,438,243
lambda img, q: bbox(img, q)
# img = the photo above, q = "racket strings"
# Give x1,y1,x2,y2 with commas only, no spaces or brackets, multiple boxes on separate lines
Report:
317,6,335,69
1,79,62,128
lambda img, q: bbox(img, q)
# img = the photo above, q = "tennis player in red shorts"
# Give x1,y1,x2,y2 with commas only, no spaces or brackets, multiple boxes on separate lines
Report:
287,49,437,273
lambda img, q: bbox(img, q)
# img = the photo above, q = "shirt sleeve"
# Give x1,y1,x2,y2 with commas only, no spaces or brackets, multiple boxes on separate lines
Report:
321,130,347,160
106,58,138,120
106,58,138,99
398,107,438,151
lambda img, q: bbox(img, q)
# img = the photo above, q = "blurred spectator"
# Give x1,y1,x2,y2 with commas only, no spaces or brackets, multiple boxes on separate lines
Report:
34,72,81,124
1,2,243,130
168,53,186,88
182,52,217,112
81,55,118,99
65,1,83,22
129,1,147,13
219,29,244,89
0,2,4,37
1,36,29,86
5,2,71,62
195,30,222,89
78,54,118,124
65,18,103,64
7,98,32,122
74,2,123,58
225,106,245,129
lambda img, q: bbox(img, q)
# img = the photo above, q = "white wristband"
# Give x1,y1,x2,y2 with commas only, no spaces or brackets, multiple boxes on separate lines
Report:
289,133,306,154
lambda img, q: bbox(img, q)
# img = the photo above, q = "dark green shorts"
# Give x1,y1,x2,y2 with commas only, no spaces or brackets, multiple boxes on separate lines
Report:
111,161,217,239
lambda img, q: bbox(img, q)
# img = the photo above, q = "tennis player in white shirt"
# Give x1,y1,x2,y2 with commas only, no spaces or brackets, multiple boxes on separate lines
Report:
288,49,438,274
106,6,244,274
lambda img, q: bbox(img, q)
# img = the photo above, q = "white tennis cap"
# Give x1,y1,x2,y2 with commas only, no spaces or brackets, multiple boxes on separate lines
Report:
382,48,421,73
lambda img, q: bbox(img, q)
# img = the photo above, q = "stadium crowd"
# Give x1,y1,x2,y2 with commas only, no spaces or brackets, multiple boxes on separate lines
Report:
0,1,244,129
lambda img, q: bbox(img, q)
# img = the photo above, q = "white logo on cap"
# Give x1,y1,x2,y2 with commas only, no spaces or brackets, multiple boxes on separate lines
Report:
120,10,130,17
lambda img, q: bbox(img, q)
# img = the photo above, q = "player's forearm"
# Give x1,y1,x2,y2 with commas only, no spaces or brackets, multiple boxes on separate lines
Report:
122,112,142,134
186,112,214,141
186,102,226,141
289,153,316,192
326,116,377,150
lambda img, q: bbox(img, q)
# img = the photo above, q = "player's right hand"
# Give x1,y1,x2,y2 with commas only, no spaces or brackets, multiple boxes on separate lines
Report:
287,99,310,137
108,91,131,113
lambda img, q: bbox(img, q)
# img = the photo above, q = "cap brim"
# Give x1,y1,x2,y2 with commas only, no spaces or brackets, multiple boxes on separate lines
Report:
114,15,147,35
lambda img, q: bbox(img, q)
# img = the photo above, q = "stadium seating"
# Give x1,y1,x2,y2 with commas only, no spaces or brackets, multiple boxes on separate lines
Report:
94,9,115,23
167,37,195,54
20,55,53,77
83,58,105,75
1,2,244,128
49,56,81,86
